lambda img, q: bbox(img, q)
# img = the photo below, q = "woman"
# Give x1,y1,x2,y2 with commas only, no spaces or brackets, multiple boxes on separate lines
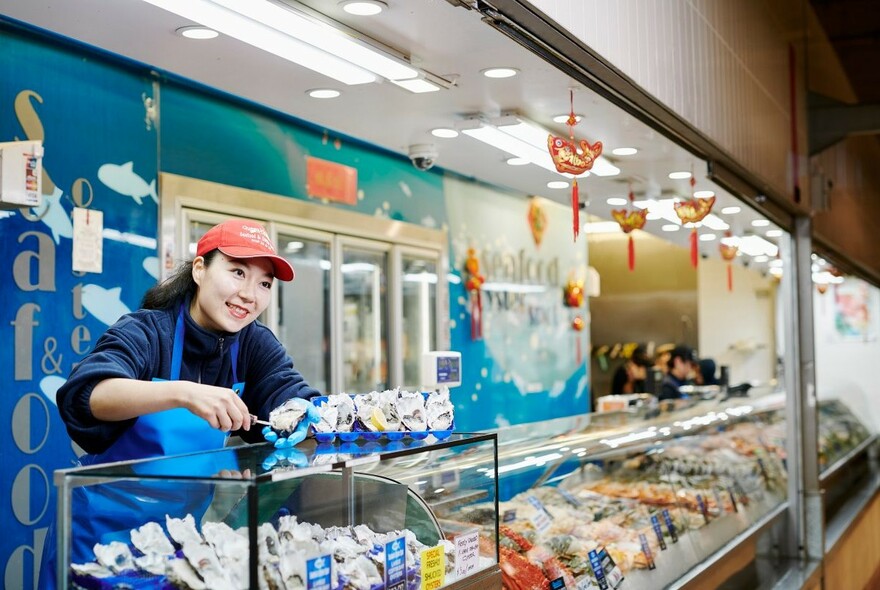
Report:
45,219,319,587
610,344,649,395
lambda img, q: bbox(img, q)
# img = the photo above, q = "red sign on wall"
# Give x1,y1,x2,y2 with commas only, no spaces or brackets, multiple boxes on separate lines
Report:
306,156,358,205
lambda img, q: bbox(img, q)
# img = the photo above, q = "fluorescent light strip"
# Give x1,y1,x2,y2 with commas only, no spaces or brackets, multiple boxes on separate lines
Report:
142,0,416,84
461,123,558,173
391,78,440,93
738,235,779,257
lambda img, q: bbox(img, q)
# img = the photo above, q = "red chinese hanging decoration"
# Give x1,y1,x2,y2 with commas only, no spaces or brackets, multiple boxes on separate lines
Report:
527,198,548,248
463,248,485,340
719,231,739,292
611,186,647,271
563,275,586,364
674,177,715,268
548,91,603,242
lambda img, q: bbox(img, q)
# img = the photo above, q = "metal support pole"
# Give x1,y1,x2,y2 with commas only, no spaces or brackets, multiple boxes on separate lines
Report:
793,215,824,561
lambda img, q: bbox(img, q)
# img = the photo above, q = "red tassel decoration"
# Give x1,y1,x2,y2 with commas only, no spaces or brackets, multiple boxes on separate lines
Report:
690,228,698,268
727,264,733,292
470,290,482,340
572,179,580,241
627,235,635,271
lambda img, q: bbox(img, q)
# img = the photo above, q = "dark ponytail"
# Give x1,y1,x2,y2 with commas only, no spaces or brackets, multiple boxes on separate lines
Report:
141,250,220,310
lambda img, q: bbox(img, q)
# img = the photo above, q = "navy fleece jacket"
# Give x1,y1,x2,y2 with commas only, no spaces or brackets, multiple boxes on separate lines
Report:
57,300,319,454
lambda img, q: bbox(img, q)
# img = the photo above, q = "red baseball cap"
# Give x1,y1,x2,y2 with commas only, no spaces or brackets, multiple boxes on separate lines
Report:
196,219,295,281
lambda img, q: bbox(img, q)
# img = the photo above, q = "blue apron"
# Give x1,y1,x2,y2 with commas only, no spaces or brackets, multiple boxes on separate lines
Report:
42,306,245,589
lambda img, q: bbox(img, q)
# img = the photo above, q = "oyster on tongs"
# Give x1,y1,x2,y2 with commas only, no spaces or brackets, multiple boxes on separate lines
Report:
269,398,308,433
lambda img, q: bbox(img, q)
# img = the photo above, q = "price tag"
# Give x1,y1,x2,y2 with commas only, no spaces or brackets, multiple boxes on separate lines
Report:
550,577,567,589
576,576,597,590
385,537,406,590
306,554,332,590
72,207,103,273
662,509,678,543
453,529,480,579
527,495,553,535
502,509,517,523
712,488,725,515
420,545,445,590
650,515,667,550
638,533,656,570
557,488,583,508
727,486,739,512
588,548,624,590
696,494,710,524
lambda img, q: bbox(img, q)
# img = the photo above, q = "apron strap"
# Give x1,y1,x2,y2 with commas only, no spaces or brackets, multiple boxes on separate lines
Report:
230,339,240,384
171,306,186,381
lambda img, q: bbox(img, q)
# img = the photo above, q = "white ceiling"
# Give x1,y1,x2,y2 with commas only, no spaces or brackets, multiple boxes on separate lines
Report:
1,0,784,257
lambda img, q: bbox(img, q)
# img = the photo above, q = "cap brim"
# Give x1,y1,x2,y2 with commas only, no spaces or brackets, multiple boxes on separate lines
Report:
217,246,295,281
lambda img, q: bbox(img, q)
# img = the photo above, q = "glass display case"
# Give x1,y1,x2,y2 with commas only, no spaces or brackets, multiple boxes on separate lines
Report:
55,433,500,590
444,390,792,589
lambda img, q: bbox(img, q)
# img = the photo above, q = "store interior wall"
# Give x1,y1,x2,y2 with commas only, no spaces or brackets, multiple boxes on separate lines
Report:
697,256,778,385
587,232,697,398
813,277,880,431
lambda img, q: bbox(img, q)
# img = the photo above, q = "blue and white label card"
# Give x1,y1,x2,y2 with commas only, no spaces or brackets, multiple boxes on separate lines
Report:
306,554,332,590
385,537,406,590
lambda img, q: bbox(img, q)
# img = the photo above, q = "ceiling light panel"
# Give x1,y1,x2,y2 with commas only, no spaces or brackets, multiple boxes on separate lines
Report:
391,78,440,93
142,0,418,84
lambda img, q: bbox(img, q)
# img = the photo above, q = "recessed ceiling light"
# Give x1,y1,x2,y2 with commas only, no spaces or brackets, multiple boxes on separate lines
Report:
547,180,569,189
754,255,769,263
307,89,341,99
611,147,638,156
721,206,741,215
176,26,219,39
431,128,459,139
751,219,771,227
693,190,715,198
506,157,529,166
606,197,628,206
481,67,519,79
668,171,692,180
766,229,783,238
699,233,717,241
339,0,386,16
661,224,680,232
552,114,583,124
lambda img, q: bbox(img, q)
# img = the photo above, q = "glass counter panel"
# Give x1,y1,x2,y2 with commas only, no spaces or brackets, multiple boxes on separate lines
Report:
57,433,498,590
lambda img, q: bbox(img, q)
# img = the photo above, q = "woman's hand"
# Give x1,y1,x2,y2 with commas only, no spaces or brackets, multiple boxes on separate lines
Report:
262,398,320,447
181,382,252,432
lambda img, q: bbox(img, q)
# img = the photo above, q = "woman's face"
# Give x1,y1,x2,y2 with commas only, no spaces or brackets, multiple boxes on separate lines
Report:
190,252,275,333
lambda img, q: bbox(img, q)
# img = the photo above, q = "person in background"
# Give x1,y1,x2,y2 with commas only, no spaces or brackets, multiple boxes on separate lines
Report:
653,343,675,376
660,344,699,400
696,358,719,386
610,344,650,395
44,219,320,588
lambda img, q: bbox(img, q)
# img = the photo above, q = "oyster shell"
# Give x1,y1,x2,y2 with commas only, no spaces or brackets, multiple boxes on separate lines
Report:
70,561,113,578
166,557,207,590
166,514,203,547
203,521,249,589
314,394,355,433
134,552,168,576
426,387,454,430
396,390,427,431
354,389,402,432
269,398,308,433
92,541,134,573
130,521,174,555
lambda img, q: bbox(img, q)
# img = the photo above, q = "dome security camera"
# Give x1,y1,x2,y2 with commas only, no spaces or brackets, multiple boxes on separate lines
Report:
408,144,438,171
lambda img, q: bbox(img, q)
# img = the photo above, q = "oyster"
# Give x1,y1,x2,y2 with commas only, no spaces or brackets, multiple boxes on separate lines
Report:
130,521,174,556
269,398,308,433
166,557,207,590
396,390,427,431
166,514,203,547
314,394,355,433
92,541,134,573
426,388,454,430
70,561,113,578
134,552,168,576
354,389,402,432
202,522,249,589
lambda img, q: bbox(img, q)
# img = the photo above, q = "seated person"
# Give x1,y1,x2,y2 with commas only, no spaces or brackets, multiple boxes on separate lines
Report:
610,344,650,395
696,358,718,386
660,345,698,400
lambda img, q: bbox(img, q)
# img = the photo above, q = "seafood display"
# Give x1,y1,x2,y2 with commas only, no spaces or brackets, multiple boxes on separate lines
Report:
268,399,310,433
70,515,460,590
313,387,455,439
458,418,789,589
